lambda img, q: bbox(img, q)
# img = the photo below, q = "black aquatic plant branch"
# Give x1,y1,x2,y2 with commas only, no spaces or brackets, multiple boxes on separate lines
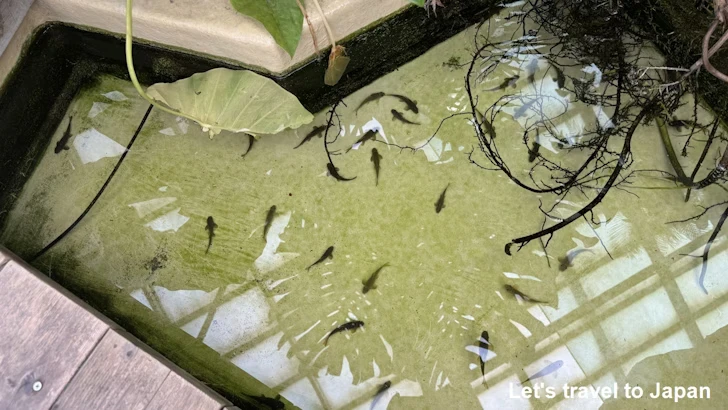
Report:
506,98,655,252
656,115,691,185
686,204,728,295
667,200,728,225
686,115,722,201
692,147,728,189
323,100,342,166
681,89,702,157
374,112,471,154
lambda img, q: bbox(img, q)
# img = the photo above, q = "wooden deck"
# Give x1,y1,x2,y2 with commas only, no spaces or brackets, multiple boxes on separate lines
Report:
0,248,241,410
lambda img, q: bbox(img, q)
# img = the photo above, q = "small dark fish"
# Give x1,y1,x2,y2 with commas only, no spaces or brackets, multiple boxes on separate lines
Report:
371,148,383,186
371,381,392,409
263,205,277,241
327,162,357,181
558,248,593,271
387,94,419,114
295,125,326,149
478,331,491,382
505,243,513,255
486,76,519,91
391,109,419,125
476,110,496,139
668,119,688,132
54,117,73,154
668,118,705,132
346,129,379,153
514,98,538,119
504,284,547,303
375,381,392,396
324,320,364,345
356,92,386,113
362,263,389,294
242,134,255,158
205,216,218,254
307,246,334,270
526,58,539,84
527,141,541,162
521,360,564,384
434,184,450,213
551,63,566,89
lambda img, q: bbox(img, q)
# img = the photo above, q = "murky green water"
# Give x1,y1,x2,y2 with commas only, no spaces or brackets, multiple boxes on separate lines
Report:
3,5,728,409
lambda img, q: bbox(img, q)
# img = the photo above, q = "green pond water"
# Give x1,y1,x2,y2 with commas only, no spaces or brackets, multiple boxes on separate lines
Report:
3,5,728,410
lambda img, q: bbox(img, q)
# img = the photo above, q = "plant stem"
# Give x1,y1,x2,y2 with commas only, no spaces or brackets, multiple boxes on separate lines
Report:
310,0,335,49
296,0,320,54
655,116,690,185
125,0,196,121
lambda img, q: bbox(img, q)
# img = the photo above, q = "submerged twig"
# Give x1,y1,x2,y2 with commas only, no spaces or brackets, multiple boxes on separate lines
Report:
30,105,154,262
694,204,728,294
508,101,654,250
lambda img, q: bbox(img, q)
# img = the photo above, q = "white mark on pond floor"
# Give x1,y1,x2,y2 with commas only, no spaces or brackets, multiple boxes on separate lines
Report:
129,197,177,218
267,274,298,290
87,102,109,118
380,334,394,362
176,117,189,134
102,91,128,101
144,208,189,232
73,128,127,164
294,320,321,342
255,211,299,273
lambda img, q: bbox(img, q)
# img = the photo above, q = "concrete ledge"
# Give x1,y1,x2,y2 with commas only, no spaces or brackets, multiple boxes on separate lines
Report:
0,0,410,85
0,0,34,56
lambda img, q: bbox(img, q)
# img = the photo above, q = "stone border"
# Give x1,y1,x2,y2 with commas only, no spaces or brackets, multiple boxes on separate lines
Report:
0,0,411,85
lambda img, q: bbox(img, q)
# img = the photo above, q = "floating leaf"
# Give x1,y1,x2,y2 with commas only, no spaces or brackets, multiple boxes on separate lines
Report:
147,68,313,137
230,0,303,57
408,0,425,6
324,46,351,86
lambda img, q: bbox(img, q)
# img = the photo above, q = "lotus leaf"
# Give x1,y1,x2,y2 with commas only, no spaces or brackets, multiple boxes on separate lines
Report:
146,68,313,137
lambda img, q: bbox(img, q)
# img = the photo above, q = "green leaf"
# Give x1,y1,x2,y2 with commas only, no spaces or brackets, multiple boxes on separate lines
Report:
230,0,303,57
147,68,314,137
408,0,425,6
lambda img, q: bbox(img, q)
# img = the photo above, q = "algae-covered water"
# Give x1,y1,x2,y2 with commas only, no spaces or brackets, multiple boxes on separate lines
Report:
3,4,728,409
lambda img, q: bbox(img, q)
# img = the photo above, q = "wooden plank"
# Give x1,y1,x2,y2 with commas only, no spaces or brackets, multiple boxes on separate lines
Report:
0,259,109,410
53,331,170,410
144,372,227,410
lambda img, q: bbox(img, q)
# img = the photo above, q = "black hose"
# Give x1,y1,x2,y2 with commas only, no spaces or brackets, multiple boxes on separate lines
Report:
30,104,154,263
